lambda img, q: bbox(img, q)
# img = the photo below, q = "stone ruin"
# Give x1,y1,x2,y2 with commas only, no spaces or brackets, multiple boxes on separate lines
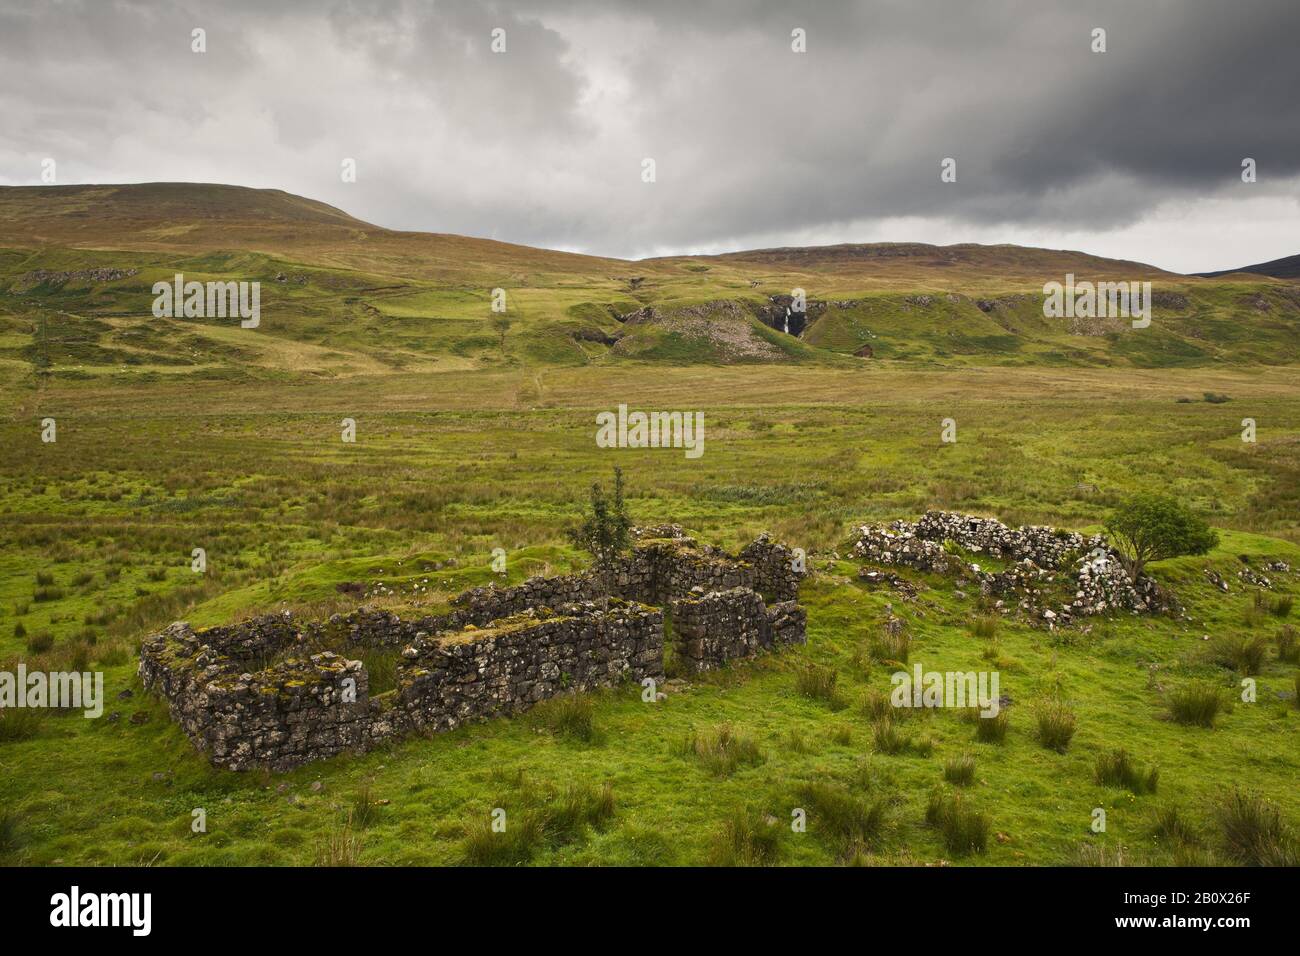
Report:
851,510,1169,625
139,527,806,771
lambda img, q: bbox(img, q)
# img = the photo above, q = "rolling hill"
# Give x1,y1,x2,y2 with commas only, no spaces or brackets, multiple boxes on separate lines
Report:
1,182,1298,385
1197,252,1300,281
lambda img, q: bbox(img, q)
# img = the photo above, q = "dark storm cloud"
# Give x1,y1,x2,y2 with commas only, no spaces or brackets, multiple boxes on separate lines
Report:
0,0,1297,269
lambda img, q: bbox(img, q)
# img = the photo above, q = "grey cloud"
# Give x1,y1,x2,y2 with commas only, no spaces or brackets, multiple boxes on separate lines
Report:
0,0,1297,269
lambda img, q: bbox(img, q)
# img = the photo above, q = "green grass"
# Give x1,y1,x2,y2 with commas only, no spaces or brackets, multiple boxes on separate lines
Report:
1,189,1299,865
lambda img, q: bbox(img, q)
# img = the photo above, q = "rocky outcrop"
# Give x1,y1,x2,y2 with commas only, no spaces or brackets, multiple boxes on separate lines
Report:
753,294,826,337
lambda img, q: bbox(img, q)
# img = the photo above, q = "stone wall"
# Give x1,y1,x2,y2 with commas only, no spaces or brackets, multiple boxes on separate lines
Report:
140,600,665,771
851,510,1169,624
140,530,807,771
139,622,385,771
398,600,664,732
670,588,807,673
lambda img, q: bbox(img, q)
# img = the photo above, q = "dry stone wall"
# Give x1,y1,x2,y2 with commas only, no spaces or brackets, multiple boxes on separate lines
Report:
398,600,664,732
671,588,806,672
852,510,1170,624
140,531,807,770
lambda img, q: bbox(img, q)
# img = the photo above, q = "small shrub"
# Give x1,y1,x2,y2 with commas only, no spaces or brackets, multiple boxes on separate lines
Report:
1210,633,1268,675
1094,748,1159,794
1270,595,1293,619
34,571,54,587
1167,680,1222,727
925,789,989,856
32,587,64,603
968,615,999,640
1214,787,1297,866
943,753,976,786
679,723,765,777
25,631,54,655
531,693,599,742
794,664,847,710
1034,700,1077,753
707,808,782,866
13,621,26,639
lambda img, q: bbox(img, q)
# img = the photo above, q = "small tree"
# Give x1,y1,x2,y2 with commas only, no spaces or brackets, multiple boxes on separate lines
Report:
1105,493,1218,580
569,467,633,604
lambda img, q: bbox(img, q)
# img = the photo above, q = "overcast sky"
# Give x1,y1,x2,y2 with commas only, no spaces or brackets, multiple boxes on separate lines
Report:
2,0,1297,273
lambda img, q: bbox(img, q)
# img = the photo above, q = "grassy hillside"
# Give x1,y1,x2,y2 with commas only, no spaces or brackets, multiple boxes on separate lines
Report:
2,183,1298,386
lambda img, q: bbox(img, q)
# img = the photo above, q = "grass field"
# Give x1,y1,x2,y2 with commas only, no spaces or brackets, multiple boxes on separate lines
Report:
1,185,1298,866
3,364,1299,866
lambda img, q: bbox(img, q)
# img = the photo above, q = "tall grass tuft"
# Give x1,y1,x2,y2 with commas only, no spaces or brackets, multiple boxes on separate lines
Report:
871,718,932,756
1209,633,1268,675
531,693,600,743
314,824,362,866
861,687,895,723
707,808,782,866
0,809,23,857
349,786,380,829
461,813,543,867
1213,787,1298,866
943,753,976,786
0,708,44,743
461,779,616,865
1034,700,1077,753
678,723,765,776
794,663,847,710
925,789,989,856
1153,804,1200,847
962,706,1009,744
1077,843,1144,866
1275,624,1298,663
797,782,888,858
1167,680,1222,727
1094,748,1159,794
25,631,54,655
968,615,999,640
869,627,910,663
